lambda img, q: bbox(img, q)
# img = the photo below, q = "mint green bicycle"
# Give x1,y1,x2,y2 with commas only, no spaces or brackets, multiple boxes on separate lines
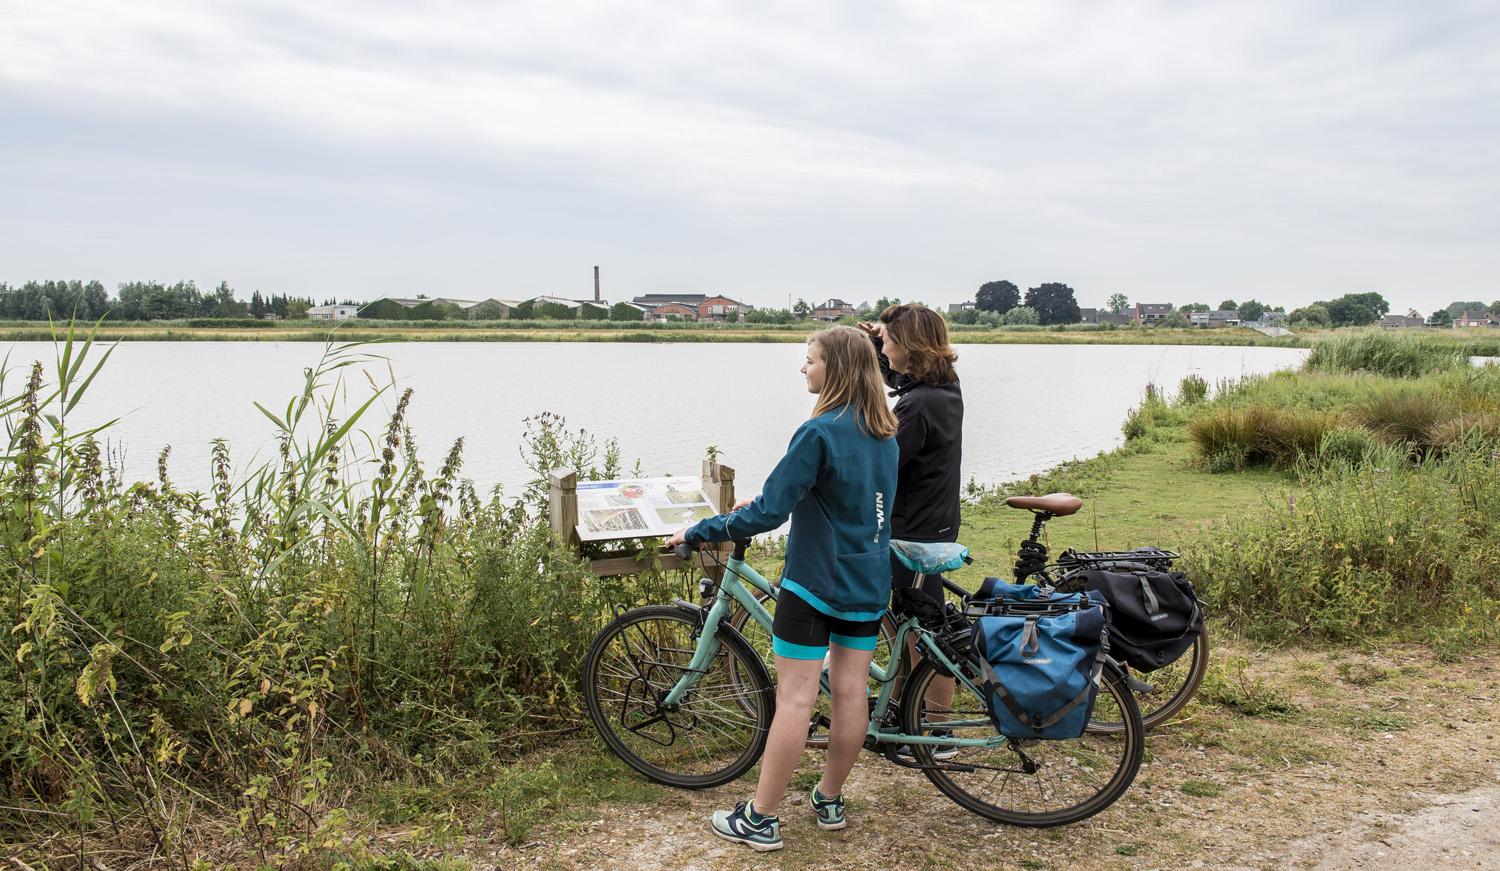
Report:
581,525,1146,827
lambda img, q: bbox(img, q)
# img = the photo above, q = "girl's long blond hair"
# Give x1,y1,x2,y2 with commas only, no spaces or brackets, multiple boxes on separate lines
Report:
809,326,899,440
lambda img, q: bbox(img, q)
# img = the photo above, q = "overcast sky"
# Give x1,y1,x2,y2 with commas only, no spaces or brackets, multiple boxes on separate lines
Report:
2,0,1496,315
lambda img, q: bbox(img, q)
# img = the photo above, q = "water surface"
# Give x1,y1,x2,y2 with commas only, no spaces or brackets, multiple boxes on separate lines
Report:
2,341,1308,498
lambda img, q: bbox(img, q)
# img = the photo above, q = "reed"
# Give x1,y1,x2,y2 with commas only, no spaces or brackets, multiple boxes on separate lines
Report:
1304,327,1468,377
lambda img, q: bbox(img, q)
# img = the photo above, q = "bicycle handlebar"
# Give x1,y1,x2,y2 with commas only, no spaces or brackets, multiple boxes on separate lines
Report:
672,538,753,563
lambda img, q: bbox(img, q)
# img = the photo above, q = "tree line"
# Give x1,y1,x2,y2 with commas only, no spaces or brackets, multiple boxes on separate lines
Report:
6,277,1494,328
0,280,322,322
964,281,1500,330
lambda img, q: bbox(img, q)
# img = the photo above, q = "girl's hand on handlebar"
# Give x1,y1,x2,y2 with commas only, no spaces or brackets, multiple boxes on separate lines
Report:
663,530,689,549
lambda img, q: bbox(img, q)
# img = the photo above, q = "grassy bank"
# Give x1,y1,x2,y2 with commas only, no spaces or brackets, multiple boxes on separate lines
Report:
3,327,1498,869
965,332,1500,648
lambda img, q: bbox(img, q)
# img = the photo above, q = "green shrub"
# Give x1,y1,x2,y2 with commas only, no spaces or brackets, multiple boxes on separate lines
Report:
187,317,275,328
1185,442,1500,643
1316,426,1382,468
1203,445,1247,473
1177,373,1209,405
0,334,688,865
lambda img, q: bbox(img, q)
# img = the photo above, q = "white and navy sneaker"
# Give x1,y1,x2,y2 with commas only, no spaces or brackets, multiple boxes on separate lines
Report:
711,801,782,852
896,729,960,761
810,787,846,831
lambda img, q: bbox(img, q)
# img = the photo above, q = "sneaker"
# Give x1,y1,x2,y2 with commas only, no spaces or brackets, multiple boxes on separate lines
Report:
711,801,782,852
810,787,846,831
896,729,959,761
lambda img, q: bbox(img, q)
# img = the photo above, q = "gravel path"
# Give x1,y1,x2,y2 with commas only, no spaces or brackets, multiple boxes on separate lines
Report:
456,646,1500,871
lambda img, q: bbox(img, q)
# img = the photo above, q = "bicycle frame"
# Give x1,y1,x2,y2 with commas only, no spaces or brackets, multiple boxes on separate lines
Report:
665,551,1004,754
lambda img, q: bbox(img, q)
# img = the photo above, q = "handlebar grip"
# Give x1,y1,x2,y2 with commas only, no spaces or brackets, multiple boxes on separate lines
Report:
673,542,697,561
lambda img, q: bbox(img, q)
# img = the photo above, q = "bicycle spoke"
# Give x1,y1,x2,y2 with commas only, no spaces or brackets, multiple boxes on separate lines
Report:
584,607,774,788
901,655,1143,826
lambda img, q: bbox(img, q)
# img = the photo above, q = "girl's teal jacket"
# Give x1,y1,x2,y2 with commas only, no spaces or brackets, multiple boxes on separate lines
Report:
684,405,898,621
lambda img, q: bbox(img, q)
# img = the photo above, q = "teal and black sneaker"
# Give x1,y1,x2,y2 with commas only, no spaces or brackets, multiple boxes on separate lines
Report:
710,801,782,852
810,787,846,831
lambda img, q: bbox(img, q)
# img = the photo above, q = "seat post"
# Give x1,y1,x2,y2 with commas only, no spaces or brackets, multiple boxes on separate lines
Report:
1027,511,1052,543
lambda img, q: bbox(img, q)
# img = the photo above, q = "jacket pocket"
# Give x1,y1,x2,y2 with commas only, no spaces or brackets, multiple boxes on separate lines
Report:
835,548,892,612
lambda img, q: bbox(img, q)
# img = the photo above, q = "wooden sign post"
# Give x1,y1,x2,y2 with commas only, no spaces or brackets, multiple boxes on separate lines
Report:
548,460,736,578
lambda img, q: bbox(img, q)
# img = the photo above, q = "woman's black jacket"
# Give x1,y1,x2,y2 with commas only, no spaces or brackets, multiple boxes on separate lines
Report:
872,336,964,543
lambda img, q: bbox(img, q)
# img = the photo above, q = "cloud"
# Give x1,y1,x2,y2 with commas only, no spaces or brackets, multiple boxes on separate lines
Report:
0,0,1015,206
2,0,1497,310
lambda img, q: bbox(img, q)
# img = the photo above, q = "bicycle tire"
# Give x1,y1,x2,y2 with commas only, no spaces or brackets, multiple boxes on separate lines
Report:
582,605,774,789
1092,631,1209,732
1051,574,1209,731
900,655,1144,827
727,594,896,748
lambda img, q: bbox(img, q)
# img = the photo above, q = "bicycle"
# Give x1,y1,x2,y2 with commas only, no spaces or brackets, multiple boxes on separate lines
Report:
1002,493,1209,732
731,492,1207,735
582,534,1146,827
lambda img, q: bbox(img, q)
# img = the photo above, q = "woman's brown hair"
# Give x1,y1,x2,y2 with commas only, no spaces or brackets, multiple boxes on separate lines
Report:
881,303,958,386
809,326,899,440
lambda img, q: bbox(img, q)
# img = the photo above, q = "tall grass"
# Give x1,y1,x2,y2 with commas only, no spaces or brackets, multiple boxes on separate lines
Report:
1304,327,1468,377
0,328,686,866
1187,441,1500,648
1187,364,1500,469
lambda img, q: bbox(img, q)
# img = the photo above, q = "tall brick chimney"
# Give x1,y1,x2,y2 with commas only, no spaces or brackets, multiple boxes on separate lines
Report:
594,266,600,302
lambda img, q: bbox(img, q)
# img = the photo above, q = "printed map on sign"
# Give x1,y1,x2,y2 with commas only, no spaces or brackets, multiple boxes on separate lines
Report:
574,477,717,542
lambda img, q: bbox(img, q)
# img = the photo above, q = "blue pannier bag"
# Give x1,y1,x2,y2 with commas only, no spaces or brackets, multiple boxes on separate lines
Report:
968,580,1110,740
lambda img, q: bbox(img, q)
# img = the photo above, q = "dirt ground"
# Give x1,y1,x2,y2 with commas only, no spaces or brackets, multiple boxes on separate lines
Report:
447,644,1500,871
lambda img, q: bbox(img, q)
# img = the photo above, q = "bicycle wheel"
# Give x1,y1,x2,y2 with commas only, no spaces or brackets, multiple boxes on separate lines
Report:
728,594,895,748
1090,632,1209,733
1051,573,1209,732
900,656,1144,827
582,605,774,789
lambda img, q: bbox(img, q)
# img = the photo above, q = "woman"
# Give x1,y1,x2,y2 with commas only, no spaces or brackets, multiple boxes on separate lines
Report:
860,303,962,752
861,303,963,593
664,326,899,851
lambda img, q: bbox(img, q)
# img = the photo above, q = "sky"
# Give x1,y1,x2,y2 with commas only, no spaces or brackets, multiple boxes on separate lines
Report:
2,0,1497,316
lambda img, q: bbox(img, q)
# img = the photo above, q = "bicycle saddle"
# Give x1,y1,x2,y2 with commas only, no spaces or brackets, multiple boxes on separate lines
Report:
1004,493,1083,516
890,540,971,574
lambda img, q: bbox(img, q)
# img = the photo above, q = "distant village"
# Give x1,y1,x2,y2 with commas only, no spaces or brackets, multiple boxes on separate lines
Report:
2,276,1493,330
308,293,1497,332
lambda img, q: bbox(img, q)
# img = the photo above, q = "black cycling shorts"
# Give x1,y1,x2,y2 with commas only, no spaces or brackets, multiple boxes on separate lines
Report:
771,588,882,660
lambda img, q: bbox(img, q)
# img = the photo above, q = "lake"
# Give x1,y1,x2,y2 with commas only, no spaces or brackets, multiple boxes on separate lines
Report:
1,341,1308,498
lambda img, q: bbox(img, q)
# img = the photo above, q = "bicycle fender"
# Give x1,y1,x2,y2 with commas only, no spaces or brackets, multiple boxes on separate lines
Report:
670,598,706,630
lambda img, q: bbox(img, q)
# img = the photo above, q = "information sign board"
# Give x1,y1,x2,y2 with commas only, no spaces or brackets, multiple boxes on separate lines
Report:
573,476,719,542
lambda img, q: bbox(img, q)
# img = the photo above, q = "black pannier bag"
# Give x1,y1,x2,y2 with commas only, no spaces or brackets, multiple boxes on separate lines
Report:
1069,562,1202,673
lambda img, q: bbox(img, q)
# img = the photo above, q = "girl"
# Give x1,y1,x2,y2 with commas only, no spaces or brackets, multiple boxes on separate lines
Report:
664,325,898,851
